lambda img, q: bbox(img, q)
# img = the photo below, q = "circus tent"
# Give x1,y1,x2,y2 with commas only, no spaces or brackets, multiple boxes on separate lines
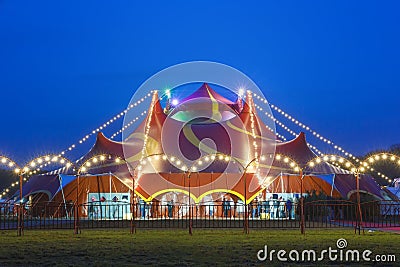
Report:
17,83,391,207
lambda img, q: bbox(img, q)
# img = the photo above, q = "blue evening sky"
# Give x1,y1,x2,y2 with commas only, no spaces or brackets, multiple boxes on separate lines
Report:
0,1,399,163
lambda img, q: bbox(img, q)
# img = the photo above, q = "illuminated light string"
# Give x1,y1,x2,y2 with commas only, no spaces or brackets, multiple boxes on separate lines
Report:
2,89,396,197
274,154,301,173
246,91,259,161
187,153,300,195
307,154,392,181
303,154,394,183
136,154,189,174
1,91,150,197
77,154,125,174
189,153,301,195
361,153,400,182
307,154,360,172
254,103,324,156
110,110,147,140
140,91,158,165
39,108,147,181
252,93,359,162
0,155,74,197
264,123,287,142
255,101,390,181
59,92,153,156
259,104,390,180
136,152,300,183
35,94,152,179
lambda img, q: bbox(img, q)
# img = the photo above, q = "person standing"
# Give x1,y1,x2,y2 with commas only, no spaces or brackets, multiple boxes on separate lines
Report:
167,200,174,218
222,198,229,218
100,196,106,219
269,197,275,219
286,198,293,220
251,198,258,219
139,198,146,219
112,195,119,219
279,197,286,218
89,196,97,219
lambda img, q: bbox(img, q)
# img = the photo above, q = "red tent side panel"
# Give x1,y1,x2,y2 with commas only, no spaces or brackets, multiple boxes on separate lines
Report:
52,174,132,217
134,172,262,202
266,174,341,198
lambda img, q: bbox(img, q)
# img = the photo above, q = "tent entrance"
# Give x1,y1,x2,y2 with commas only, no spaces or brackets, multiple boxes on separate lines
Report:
87,192,130,220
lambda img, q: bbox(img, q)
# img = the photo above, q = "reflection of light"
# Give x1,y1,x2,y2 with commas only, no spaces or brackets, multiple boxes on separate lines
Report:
238,88,244,97
171,99,179,106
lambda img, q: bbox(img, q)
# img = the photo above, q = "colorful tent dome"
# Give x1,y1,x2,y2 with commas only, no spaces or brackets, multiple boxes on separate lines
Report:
18,84,391,205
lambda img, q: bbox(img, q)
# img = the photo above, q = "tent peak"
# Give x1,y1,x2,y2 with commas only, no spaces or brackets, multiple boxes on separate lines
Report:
180,83,236,105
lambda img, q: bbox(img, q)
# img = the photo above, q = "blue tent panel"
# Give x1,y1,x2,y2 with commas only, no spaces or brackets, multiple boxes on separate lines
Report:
314,174,335,185
56,174,76,194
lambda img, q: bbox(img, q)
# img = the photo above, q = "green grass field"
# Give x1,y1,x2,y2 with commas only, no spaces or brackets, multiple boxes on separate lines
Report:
0,228,399,266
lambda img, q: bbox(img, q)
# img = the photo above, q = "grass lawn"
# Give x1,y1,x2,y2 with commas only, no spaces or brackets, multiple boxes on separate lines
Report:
0,228,399,266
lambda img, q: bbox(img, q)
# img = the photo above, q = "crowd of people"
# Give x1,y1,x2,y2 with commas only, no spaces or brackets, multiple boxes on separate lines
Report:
83,194,300,220
249,195,299,220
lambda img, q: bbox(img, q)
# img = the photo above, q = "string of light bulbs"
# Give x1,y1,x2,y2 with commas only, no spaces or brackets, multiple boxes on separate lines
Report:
0,92,153,197
252,93,358,161
246,91,259,160
139,91,158,173
252,94,391,181
0,155,74,197
110,110,147,140
254,103,324,156
59,91,153,156
30,93,152,177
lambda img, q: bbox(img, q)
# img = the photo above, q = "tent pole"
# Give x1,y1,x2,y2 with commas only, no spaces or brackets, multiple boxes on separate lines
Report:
74,174,80,234
188,172,192,236
300,169,305,235
356,171,364,235
244,174,248,234
109,172,112,220
109,172,112,200
330,174,336,197
58,175,68,219
130,170,136,234
17,174,24,237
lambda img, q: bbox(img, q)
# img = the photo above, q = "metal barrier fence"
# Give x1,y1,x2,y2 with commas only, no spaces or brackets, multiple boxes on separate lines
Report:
1,200,399,231
304,200,400,228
